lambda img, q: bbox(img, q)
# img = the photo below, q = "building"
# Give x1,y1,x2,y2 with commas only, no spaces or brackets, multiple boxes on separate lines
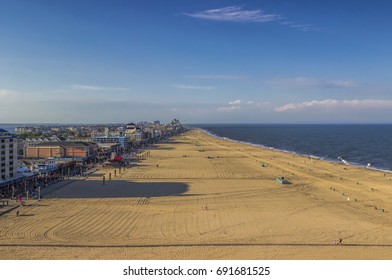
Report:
0,129,18,182
92,135,129,147
125,123,137,134
24,142,97,160
125,123,142,143
14,126,38,134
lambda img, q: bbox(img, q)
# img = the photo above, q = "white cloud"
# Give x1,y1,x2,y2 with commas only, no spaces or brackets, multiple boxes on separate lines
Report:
184,6,282,23
183,75,246,80
275,99,392,112
267,77,357,89
229,99,241,105
174,84,216,90
70,84,129,91
325,80,357,88
217,106,241,112
216,100,272,113
184,6,317,32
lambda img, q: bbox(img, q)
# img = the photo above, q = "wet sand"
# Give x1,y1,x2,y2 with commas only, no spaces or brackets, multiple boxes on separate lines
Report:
1,129,392,259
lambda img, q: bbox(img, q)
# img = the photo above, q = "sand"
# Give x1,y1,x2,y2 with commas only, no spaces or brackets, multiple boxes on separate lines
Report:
1,129,392,260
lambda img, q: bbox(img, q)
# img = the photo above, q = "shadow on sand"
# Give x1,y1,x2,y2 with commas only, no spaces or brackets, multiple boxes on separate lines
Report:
43,179,192,199
150,146,175,150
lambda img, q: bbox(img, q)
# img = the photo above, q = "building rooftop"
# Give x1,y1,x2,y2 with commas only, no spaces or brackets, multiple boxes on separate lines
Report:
0,129,14,138
35,141,95,147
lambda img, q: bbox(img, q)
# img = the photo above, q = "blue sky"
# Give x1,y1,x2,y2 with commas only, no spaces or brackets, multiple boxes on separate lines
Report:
1,0,392,123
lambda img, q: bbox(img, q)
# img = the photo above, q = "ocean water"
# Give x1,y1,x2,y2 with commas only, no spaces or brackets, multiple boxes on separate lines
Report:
193,124,392,172
0,123,90,132
0,124,20,132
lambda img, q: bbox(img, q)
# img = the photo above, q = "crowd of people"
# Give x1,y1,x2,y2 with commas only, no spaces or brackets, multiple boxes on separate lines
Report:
0,161,88,200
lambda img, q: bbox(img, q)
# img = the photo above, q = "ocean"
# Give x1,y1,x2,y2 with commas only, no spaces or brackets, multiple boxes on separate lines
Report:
192,124,392,172
0,123,95,133
0,124,22,133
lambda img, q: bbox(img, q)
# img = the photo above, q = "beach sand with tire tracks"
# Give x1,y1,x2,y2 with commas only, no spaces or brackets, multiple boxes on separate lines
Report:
1,129,392,259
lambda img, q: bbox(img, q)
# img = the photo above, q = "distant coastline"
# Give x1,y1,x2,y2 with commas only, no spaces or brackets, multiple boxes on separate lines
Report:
0,123,72,133
0,123,124,133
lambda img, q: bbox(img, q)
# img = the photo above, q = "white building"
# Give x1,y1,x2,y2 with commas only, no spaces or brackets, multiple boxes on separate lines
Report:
92,135,129,147
0,129,18,182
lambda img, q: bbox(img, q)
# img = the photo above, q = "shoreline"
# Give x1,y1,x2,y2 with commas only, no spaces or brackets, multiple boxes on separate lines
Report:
197,127,392,174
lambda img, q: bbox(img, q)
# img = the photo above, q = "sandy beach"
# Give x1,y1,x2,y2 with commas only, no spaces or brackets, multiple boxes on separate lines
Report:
1,128,392,259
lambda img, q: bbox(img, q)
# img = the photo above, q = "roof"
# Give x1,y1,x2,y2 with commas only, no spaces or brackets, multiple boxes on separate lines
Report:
0,129,14,138
35,141,96,147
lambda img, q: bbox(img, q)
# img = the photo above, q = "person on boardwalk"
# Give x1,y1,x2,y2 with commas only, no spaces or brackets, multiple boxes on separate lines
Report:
16,210,19,217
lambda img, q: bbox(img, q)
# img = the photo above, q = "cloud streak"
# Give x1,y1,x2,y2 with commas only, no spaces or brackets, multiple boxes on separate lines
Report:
218,99,269,113
183,74,246,80
281,21,318,32
217,106,241,112
229,99,241,105
174,84,216,90
275,99,392,112
267,77,357,89
70,84,130,91
184,6,282,23
184,6,316,32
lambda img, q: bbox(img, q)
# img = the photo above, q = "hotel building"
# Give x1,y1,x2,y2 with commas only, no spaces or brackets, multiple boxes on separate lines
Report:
0,129,18,182
24,142,97,160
